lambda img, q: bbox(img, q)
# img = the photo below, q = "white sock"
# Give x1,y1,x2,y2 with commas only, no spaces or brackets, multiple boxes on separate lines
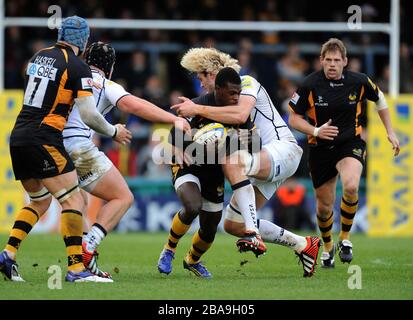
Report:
84,223,106,252
258,219,307,252
231,180,258,233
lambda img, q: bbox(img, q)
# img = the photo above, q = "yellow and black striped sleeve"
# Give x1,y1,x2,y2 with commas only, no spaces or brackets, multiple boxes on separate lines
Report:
363,74,380,102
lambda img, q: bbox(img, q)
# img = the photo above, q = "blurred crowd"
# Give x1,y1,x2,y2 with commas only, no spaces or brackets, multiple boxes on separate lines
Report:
4,0,413,180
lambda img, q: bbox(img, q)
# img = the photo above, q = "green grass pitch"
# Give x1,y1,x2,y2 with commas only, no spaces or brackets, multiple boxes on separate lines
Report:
0,232,412,300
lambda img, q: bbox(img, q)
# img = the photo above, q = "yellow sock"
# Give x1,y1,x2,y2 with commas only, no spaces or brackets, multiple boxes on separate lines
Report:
185,230,212,265
165,211,191,252
339,196,358,240
5,206,40,255
317,212,334,252
61,209,84,272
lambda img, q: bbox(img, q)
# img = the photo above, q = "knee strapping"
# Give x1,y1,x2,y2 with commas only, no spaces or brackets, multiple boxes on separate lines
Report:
28,187,51,202
53,185,80,204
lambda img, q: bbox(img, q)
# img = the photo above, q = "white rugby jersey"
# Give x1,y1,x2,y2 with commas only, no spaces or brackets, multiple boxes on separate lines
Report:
63,69,130,139
241,75,296,144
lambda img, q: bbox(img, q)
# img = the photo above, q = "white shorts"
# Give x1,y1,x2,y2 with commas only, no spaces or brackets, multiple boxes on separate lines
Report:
249,140,303,200
63,137,113,192
174,174,223,212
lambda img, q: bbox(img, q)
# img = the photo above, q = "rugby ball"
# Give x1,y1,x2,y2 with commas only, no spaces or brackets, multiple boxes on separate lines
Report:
193,122,227,147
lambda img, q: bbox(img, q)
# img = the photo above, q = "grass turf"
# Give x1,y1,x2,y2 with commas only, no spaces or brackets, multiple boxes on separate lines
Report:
0,232,412,300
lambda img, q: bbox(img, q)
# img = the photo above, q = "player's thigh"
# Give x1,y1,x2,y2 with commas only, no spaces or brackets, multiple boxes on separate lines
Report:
42,170,78,193
177,181,203,214
197,166,224,215
309,146,338,189
173,166,203,215
11,144,80,209
252,141,303,182
250,148,272,181
91,166,133,203
65,137,112,192
20,178,43,193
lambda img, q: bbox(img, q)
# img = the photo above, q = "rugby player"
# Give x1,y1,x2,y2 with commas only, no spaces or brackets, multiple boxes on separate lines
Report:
0,17,130,283
171,48,321,277
62,41,190,279
158,67,254,278
288,38,400,267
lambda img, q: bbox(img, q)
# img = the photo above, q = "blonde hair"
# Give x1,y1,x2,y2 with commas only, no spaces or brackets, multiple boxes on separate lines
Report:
320,38,347,59
180,47,241,75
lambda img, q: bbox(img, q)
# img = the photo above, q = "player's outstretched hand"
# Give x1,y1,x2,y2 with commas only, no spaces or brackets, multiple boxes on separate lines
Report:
387,131,400,156
314,119,339,140
174,117,192,137
113,123,132,145
171,97,197,117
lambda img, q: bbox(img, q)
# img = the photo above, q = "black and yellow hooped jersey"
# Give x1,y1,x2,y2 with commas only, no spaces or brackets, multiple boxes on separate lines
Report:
10,43,93,146
289,70,380,146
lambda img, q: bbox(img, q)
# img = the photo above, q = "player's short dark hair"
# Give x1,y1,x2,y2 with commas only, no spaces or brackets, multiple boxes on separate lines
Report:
215,67,241,88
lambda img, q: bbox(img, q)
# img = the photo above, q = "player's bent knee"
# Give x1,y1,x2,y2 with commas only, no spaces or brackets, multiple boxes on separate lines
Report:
123,190,135,208
182,200,202,219
317,205,333,218
343,184,359,198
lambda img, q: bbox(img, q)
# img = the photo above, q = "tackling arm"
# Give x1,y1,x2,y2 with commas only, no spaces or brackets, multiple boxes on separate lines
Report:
117,95,178,124
182,95,255,125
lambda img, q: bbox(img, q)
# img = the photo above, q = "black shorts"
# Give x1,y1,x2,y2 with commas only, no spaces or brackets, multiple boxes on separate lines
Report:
171,164,224,204
308,137,366,189
10,144,75,180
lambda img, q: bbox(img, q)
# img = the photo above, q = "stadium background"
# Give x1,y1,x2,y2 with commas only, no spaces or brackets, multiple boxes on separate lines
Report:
0,0,412,238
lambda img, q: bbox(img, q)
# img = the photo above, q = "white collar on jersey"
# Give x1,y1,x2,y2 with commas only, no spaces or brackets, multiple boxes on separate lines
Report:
90,66,106,78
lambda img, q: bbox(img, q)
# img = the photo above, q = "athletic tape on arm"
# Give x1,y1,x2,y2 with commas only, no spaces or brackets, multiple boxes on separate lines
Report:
375,90,388,111
75,95,116,137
